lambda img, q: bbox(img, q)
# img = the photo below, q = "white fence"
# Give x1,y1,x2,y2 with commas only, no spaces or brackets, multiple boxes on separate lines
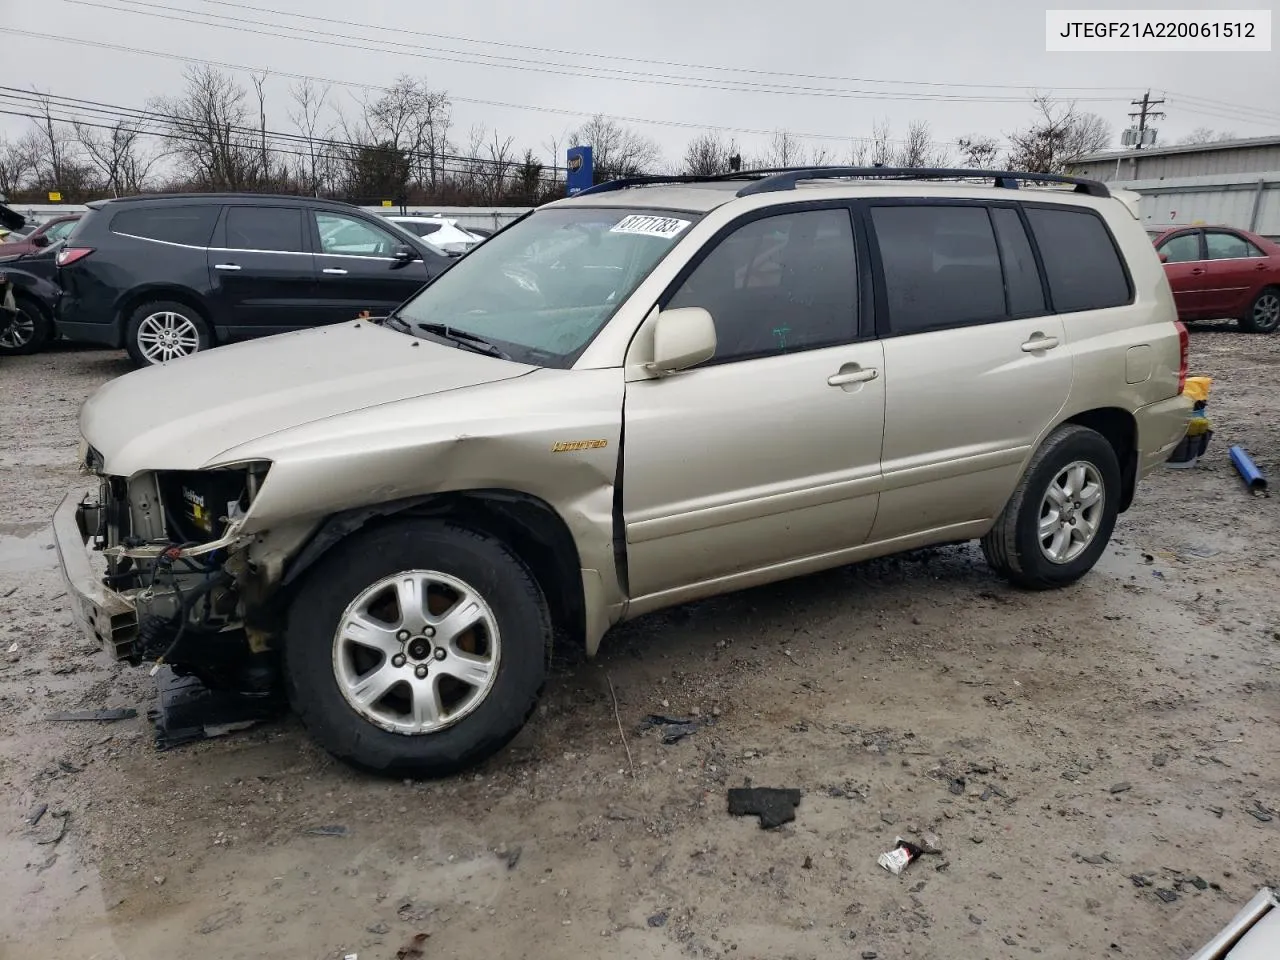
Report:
1106,172,1280,238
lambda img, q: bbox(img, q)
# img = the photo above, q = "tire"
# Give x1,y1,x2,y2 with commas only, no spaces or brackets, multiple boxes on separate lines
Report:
0,295,54,356
124,299,211,366
1239,287,1280,334
283,518,551,777
981,424,1121,590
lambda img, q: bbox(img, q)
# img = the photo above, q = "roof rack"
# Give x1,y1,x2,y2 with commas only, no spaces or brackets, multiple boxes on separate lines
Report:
573,167,1110,200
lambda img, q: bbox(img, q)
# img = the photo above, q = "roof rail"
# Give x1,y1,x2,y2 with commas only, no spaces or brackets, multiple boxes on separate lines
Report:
734,166,1110,198
571,173,755,197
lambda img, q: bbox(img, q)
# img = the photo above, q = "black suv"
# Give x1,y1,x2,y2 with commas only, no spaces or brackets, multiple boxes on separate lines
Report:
56,194,453,365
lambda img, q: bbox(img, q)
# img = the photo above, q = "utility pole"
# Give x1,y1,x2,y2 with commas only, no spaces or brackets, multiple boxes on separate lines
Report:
1129,91,1165,151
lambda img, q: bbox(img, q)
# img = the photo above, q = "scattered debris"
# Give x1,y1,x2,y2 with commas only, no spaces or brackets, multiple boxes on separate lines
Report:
366,922,390,935
499,845,522,870
969,913,984,925
1190,877,1208,890
149,668,283,750
1246,807,1273,823
639,714,704,745
1110,782,1133,794
1228,444,1267,493
1130,874,1154,888
647,911,669,928
604,672,634,778
802,855,813,869
395,933,429,960
878,837,925,876
57,760,81,774
921,831,944,854
1081,854,1106,865
727,787,801,829
606,805,641,821
24,803,47,826
303,825,349,837
1155,888,1178,903
33,810,69,845
970,835,985,844
948,777,966,796
46,708,138,722
1152,753,1168,767
1206,805,1225,818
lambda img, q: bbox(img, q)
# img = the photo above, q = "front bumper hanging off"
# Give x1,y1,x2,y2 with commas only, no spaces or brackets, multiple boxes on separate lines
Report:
52,490,139,660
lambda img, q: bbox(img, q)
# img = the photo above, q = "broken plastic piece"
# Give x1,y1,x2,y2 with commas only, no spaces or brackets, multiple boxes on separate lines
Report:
727,787,802,829
46,708,137,722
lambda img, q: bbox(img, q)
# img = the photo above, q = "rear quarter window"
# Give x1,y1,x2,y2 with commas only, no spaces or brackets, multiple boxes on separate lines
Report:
1025,207,1132,313
110,205,220,247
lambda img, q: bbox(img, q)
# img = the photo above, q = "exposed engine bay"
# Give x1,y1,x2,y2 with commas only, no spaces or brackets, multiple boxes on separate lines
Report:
77,455,275,693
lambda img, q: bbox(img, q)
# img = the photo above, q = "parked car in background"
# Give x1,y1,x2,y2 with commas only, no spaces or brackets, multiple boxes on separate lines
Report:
55,167,1192,776
1,213,81,256
1151,224,1280,332
384,215,485,255
55,194,454,366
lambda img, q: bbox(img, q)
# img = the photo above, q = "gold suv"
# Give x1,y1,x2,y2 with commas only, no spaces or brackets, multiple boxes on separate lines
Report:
56,168,1193,776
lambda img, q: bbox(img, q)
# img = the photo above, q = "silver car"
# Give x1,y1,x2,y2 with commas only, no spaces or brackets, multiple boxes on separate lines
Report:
54,168,1193,776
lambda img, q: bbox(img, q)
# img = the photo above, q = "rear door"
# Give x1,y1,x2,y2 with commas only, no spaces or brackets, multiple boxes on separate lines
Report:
206,205,318,339
309,210,437,323
1155,229,1212,319
1203,229,1270,316
866,201,1072,542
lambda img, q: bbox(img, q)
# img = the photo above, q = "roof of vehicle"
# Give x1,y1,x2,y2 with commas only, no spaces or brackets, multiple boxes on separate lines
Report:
547,167,1115,215
85,193,361,210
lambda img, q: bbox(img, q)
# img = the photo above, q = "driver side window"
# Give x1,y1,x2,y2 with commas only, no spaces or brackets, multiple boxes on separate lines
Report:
1159,232,1201,264
666,208,858,363
315,212,401,258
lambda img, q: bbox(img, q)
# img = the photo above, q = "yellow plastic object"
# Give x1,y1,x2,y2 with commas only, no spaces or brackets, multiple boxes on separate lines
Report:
1184,377,1212,402
1186,417,1211,437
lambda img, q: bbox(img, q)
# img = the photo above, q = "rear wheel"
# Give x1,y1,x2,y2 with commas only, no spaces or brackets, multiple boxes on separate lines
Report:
284,519,551,777
0,295,54,356
982,424,1121,590
125,300,211,366
1239,287,1280,334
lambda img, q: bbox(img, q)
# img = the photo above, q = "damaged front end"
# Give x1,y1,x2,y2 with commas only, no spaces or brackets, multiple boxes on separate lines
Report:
56,454,276,693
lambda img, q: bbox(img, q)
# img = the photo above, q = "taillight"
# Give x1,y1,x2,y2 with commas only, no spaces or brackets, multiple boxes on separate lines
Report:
56,246,94,267
1175,320,1189,393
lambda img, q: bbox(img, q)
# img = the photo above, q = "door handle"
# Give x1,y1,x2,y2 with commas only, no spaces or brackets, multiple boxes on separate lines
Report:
1190,267,1205,275
322,267,348,275
827,366,878,387
1021,335,1060,352
1256,263,1268,271
213,263,241,271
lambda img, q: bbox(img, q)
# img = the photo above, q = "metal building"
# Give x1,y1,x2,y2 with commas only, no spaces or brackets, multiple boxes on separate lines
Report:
1069,136,1280,238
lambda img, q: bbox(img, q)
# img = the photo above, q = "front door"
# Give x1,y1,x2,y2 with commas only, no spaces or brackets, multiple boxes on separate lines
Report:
206,205,317,339
622,205,885,601
865,202,1075,541
1203,229,1269,316
310,211,434,323
1156,229,1213,319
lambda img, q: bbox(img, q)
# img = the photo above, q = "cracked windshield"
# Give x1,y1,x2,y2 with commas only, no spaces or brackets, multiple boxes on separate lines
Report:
394,208,695,365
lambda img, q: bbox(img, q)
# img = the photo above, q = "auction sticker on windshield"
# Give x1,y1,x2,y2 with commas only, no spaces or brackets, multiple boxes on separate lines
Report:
610,215,691,239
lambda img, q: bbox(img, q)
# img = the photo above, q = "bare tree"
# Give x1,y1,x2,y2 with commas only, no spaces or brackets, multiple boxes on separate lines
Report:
288,78,332,195
869,119,894,166
569,115,661,181
73,120,159,196
1177,126,1238,145
762,129,802,167
956,134,1002,168
249,71,270,184
0,132,39,198
476,128,516,203
351,76,451,197
26,90,92,198
847,139,869,166
1007,95,1113,173
149,66,261,190
682,130,737,175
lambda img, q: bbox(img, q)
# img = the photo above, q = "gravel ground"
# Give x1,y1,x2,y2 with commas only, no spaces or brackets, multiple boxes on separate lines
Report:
1,330,1278,960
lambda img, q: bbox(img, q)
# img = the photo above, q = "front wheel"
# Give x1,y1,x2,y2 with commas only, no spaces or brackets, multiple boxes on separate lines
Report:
125,300,211,366
982,424,1121,590
283,519,551,777
0,295,54,356
1239,287,1280,334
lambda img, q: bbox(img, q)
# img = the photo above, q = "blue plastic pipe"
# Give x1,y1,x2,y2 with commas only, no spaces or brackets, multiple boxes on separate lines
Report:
1228,445,1267,491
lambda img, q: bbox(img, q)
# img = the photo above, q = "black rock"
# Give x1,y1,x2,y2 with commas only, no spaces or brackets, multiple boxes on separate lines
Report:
647,911,669,928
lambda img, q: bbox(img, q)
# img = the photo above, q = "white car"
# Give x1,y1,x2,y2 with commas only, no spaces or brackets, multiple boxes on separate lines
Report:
385,216,485,255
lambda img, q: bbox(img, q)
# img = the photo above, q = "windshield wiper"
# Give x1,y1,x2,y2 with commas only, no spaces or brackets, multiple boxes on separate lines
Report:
414,322,512,360
380,313,412,332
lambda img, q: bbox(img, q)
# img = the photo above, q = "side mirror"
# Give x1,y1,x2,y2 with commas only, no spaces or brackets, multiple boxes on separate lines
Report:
392,244,418,263
1159,252,1169,263
32,233,49,248
646,306,716,375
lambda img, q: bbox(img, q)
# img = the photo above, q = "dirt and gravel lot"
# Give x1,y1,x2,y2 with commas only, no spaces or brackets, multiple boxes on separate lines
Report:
1,330,1278,960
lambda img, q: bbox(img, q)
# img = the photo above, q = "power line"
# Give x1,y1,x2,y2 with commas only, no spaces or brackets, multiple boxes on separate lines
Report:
5,29,973,148
1159,90,1280,124
1128,91,1165,150
59,0,1133,106
181,0,1135,94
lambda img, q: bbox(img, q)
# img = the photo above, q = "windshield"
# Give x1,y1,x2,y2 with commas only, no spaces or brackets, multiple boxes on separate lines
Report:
394,206,698,367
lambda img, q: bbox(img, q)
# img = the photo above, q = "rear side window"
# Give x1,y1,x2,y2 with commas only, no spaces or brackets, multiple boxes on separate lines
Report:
110,205,219,247
1025,207,1131,313
990,207,1046,316
871,205,1005,334
224,206,305,252
1205,231,1264,260
1158,232,1201,264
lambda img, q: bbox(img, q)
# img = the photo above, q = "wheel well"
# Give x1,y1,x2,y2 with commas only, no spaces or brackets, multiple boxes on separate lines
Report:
116,288,214,341
281,491,586,653
1063,408,1138,511
12,290,51,321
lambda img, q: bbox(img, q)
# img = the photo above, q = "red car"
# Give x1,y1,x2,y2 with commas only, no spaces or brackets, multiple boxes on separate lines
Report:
1,213,81,256
1150,224,1280,333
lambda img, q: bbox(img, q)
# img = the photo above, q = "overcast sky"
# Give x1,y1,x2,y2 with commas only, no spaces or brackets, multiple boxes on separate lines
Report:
4,0,1278,168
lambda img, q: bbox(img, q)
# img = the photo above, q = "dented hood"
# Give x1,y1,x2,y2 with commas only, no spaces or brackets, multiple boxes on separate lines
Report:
81,322,534,475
